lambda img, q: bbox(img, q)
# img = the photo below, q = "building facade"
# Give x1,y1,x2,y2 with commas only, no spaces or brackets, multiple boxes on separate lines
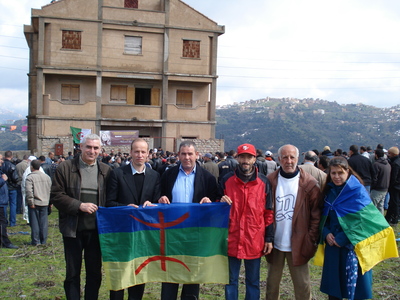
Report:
24,0,224,155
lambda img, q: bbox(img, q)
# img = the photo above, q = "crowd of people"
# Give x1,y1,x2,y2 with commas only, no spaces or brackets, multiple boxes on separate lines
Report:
0,137,399,300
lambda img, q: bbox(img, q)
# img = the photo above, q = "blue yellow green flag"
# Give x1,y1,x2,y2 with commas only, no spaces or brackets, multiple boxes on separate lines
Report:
97,203,230,291
314,175,398,274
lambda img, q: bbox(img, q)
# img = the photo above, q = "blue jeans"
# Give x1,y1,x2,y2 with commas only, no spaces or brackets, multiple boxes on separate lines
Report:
225,256,261,300
384,192,390,210
7,190,17,226
28,205,48,245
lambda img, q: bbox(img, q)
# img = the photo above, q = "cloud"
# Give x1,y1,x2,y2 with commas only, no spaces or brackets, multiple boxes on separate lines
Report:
186,0,400,108
1,0,399,115
0,88,29,113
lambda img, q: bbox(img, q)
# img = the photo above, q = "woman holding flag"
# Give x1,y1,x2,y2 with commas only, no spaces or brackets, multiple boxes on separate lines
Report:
316,156,398,300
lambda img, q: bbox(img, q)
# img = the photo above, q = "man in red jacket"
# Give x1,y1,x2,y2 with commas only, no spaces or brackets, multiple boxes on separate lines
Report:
219,143,274,300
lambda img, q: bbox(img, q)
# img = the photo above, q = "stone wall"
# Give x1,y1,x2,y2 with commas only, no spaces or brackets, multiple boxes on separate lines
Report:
10,137,225,159
177,139,225,155
40,136,73,158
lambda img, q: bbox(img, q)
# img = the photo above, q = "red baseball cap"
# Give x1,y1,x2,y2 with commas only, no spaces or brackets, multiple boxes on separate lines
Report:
237,144,256,156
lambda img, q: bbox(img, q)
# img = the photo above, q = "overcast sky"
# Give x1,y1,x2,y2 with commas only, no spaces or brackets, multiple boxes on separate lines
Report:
1,0,400,115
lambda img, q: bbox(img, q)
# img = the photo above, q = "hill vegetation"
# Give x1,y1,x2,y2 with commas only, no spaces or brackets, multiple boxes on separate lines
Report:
0,119,27,151
216,97,400,154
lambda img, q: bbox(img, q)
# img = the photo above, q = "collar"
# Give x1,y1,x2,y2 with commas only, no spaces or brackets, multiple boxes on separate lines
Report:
130,163,146,175
79,155,97,167
179,163,196,175
279,167,300,178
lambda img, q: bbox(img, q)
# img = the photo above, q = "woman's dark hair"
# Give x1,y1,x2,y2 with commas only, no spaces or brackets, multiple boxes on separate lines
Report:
322,156,363,194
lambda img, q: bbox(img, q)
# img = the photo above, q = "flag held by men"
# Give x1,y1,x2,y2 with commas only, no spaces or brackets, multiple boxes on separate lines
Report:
97,203,230,291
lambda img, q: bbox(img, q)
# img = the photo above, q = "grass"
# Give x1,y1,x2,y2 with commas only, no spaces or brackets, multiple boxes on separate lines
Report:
1,210,399,299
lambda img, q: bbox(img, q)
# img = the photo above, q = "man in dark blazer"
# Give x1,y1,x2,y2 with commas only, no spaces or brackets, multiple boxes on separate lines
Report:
158,140,218,300
106,138,161,300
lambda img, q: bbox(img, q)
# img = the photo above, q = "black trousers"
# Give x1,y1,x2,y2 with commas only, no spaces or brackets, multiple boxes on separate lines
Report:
63,230,102,300
161,283,199,300
0,206,12,246
110,284,145,300
386,187,399,224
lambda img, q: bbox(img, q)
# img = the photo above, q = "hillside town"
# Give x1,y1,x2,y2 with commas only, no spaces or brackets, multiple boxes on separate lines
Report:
0,1,399,299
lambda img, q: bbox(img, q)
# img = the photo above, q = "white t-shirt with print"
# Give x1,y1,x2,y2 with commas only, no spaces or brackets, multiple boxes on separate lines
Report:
273,172,300,252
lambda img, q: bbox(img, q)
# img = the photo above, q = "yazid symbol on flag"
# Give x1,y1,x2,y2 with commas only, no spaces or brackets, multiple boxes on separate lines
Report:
97,203,230,291
70,126,91,144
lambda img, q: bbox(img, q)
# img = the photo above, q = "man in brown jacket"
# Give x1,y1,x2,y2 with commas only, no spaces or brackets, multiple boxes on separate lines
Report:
51,134,111,300
266,144,322,300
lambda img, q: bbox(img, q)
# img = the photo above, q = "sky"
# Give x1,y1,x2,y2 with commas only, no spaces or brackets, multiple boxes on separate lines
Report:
1,0,400,115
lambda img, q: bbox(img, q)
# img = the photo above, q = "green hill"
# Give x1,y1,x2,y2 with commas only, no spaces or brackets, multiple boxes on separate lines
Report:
216,97,400,154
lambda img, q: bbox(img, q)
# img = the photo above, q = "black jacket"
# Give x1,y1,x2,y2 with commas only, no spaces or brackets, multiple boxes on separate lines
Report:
348,153,374,186
371,157,391,191
218,157,238,183
161,162,218,203
106,164,160,206
1,159,18,190
389,155,400,190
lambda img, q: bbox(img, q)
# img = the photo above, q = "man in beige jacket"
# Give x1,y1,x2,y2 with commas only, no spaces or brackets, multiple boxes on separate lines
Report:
299,150,327,190
25,159,52,246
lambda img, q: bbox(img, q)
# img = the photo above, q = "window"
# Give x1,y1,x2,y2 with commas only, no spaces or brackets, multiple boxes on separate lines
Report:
176,90,193,107
135,88,151,105
61,84,80,103
62,30,81,50
110,85,127,102
125,36,142,55
182,40,200,58
124,0,138,8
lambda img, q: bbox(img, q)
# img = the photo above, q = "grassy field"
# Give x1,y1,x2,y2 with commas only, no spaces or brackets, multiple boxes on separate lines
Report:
1,210,399,299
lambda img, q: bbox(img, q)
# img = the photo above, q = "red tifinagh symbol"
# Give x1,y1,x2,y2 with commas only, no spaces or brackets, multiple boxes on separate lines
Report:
130,211,190,275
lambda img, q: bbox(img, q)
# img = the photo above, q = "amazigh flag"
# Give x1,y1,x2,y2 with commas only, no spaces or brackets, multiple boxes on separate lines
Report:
314,175,398,274
70,126,91,144
97,203,230,291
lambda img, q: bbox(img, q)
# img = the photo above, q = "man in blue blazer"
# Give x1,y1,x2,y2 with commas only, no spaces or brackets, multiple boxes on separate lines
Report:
106,138,161,300
158,140,218,300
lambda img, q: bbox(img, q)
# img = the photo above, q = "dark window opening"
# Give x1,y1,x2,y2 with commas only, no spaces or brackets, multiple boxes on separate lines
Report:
135,88,151,105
